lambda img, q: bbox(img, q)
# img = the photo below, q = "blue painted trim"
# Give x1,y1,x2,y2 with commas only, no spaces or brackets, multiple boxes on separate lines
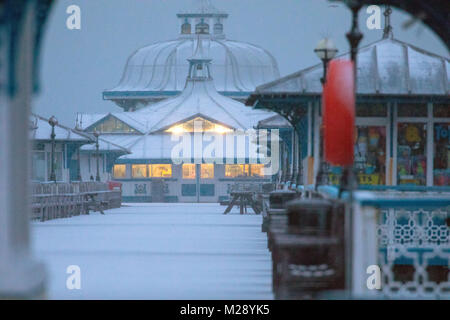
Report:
359,185,450,192
164,196,179,203
359,198,450,209
317,185,340,199
122,196,152,203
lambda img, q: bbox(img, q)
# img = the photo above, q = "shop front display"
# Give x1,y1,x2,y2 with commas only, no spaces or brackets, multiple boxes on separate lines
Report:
433,123,449,186
397,123,427,186
327,125,386,186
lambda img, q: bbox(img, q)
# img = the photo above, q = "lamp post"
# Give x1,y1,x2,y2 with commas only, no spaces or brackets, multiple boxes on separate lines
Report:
48,116,58,182
93,130,101,182
314,38,338,188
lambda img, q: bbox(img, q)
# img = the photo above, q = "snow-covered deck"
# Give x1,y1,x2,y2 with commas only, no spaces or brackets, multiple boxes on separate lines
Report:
31,203,273,299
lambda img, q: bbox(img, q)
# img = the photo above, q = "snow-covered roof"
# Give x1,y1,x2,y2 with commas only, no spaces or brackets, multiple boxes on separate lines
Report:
251,38,449,97
104,5,280,99
30,114,91,142
118,133,269,163
76,112,148,133
88,39,281,162
134,77,278,133
257,115,291,128
80,135,131,154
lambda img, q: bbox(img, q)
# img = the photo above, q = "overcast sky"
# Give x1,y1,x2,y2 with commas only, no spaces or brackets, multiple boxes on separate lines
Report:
33,0,449,126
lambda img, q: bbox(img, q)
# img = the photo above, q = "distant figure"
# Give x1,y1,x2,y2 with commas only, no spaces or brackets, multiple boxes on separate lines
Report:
90,175,94,181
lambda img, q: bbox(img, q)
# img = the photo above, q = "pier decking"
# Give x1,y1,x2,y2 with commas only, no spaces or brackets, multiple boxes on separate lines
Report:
31,203,273,299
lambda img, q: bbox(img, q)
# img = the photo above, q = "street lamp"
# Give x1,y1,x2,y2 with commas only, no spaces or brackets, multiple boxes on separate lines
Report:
48,116,58,182
93,130,101,182
314,38,338,85
314,38,338,188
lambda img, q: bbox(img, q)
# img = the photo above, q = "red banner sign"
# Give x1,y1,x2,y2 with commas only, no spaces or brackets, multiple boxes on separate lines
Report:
323,60,355,166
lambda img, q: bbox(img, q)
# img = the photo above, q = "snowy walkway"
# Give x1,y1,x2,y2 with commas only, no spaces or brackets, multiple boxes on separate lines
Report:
31,203,273,299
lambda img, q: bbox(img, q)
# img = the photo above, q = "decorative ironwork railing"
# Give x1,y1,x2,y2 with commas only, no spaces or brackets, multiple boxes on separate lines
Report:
358,197,450,299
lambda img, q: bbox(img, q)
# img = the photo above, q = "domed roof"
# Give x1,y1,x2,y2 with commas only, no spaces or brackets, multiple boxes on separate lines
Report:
132,39,277,133
103,4,280,107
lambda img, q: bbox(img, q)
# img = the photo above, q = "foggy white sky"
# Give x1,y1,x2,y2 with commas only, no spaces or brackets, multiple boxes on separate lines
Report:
33,0,449,126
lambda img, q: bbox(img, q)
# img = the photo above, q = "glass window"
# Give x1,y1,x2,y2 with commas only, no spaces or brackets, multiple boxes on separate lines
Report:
354,126,386,185
250,164,265,177
151,164,172,178
397,103,427,117
356,103,387,117
181,22,191,34
182,164,196,179
195,20,209,34
200,164,214,179
131,164,147,178
166,117,232,134
200,184,215,196
91,115,138,133
47,152,63,181
397,123,427,185
433,104,450,118
113,164,126,178
225,164,250,178
182,184,196,196
433,123,449,186
32,152,46,181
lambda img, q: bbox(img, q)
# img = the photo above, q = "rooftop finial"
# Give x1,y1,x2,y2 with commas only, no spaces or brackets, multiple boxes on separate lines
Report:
199,0,213,13
383,5,393,39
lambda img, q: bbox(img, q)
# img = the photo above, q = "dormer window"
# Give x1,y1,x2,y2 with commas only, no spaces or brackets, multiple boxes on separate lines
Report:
213,22,223,35
181,20,191,34
195,19,209,34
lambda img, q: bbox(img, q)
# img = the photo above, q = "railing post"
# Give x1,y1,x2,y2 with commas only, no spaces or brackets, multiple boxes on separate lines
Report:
351,202,380,298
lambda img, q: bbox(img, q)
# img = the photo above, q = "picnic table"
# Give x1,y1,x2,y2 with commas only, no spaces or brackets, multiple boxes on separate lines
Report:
223,190,262,215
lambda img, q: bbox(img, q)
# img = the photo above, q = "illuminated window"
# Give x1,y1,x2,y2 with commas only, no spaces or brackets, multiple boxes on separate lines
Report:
150,164,172,178
113,164,126,178
250,164,265,177
182,164,196,179
225,164,249,178
201,164,214,179
132,164,147,178
225,164,266,178
166,117,232,134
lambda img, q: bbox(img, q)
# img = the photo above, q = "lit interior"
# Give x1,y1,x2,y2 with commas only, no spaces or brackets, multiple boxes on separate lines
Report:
166,117,233,134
